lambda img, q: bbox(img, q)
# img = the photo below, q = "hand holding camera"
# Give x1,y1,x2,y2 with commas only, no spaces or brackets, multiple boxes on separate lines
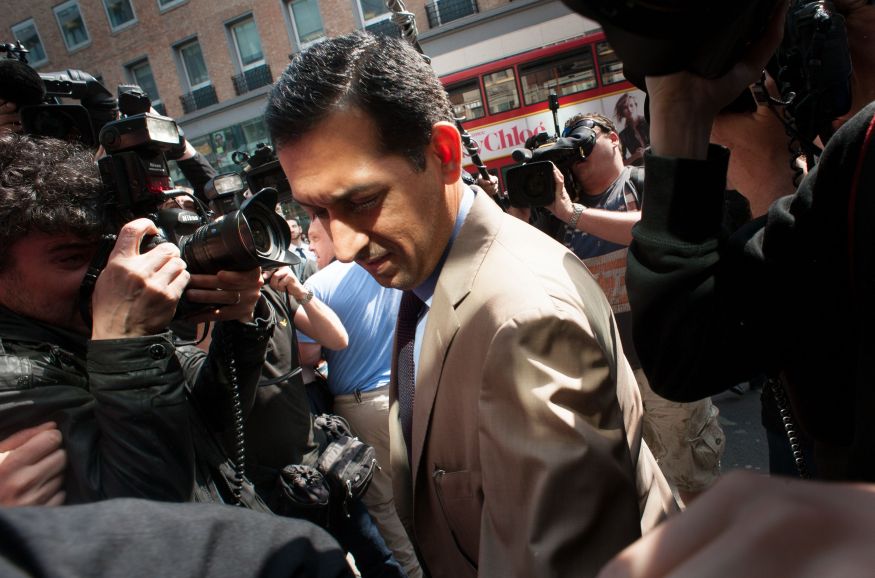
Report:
646,1,788,160
90,218,190,340
184,268,264,324
545,163,576,224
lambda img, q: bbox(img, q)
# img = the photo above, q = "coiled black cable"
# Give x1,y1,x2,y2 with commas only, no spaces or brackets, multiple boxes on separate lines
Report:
222,330,246,504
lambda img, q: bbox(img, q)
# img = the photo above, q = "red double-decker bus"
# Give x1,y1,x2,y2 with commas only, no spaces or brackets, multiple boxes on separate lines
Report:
440,32,645,187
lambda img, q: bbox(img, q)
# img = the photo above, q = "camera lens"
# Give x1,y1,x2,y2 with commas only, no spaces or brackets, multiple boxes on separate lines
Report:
177,191,295,273
249,217,270,253
524,172,550,202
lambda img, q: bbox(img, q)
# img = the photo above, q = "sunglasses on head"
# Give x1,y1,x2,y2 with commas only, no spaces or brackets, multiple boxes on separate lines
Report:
562,118,612,137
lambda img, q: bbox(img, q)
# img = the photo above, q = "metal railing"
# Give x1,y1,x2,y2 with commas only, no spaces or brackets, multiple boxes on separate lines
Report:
425,0,478,28
232,63,273,96
179,84,218,114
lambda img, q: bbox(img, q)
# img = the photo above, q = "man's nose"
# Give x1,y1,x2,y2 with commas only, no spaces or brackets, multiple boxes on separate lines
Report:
328,218,369,263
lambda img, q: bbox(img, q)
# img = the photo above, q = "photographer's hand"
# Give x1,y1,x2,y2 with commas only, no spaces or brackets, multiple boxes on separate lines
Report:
264,266,348,350
545,163,575,223
0,422,66,507
91,219,190,340
184,268,263,324
264,266,309,302
645,0,788,160
0,100,23,134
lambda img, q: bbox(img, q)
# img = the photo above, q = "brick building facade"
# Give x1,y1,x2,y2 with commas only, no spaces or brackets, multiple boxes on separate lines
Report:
4,0,596,175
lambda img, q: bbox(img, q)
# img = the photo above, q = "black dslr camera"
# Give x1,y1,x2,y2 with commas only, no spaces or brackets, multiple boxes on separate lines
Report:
96,95,296,277
505,126,598,208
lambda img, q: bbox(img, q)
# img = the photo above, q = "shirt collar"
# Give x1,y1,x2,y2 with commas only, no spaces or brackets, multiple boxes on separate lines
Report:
413,185,475,307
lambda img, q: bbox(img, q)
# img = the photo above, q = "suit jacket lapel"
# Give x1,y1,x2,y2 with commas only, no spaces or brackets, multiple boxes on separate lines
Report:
409,191,504,484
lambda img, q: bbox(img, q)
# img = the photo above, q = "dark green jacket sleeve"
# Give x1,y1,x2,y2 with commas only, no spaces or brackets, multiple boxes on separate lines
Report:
627,146,773,401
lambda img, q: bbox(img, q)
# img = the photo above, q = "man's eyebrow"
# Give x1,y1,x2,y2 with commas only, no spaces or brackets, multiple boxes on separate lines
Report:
299,183,384,207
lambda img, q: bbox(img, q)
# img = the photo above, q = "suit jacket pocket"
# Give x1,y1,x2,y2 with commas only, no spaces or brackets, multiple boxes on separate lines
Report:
433,468,478,570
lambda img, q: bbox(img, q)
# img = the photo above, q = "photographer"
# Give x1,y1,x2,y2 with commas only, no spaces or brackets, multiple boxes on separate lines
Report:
0,132,271,503
627,0,875,483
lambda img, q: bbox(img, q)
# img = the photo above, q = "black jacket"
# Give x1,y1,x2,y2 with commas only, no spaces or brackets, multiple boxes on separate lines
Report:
0,302,273,503
627,101,875,481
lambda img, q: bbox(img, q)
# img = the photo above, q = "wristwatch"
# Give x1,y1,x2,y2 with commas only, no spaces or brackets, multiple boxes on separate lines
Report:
299,288,315,305
568,203,585,229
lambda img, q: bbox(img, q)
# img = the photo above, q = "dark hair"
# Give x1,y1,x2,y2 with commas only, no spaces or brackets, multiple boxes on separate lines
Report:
0,133,103,270
564,112,617,135
266,31,454,171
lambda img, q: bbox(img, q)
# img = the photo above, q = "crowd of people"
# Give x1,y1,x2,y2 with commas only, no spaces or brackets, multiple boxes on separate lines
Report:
0,0,875,576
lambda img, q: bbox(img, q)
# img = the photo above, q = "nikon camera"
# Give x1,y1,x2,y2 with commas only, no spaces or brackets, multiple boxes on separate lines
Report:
96,95,296,276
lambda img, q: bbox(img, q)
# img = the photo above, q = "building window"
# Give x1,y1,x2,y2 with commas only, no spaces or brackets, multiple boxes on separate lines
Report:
177,39,217,113
178,40,210,90
359,0,391,31
157,0,187,11
446,80,485,121
288,0,325,47
11,20,48,67
127,59,162,111
483,68,519,115
54,0,91,51
519,48,597,106
596,42,625,86
103,0,136,31
425,0,478,28
229,17,265,71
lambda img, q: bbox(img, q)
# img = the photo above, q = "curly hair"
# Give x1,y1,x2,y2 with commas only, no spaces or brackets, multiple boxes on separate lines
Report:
266,32,454,171
0,133,104,270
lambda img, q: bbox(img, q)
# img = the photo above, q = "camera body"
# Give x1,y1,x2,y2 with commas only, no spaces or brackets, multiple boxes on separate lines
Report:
21,69,118,148
775,0,852,143
505,128,597,208
235,143,292,202
97,112,297,276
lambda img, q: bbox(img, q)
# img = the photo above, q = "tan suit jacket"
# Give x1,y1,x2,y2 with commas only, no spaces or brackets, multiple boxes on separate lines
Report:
389,191,675,578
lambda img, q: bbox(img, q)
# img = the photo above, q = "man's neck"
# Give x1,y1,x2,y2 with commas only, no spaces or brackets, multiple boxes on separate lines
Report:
581,164,625,197
291,239,305,248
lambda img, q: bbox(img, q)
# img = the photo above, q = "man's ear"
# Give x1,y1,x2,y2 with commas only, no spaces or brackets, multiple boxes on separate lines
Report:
430,121,462,184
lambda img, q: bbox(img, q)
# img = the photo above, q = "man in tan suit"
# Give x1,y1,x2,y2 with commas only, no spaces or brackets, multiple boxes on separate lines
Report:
267,32,675,578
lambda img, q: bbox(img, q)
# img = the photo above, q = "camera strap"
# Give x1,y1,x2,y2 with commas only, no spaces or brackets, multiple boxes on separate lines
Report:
77,234,118,331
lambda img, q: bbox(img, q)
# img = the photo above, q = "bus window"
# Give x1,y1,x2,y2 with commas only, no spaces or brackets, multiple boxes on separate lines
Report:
596,42,625,85
519,48,597,105
484,68,520,114
447,80,485,121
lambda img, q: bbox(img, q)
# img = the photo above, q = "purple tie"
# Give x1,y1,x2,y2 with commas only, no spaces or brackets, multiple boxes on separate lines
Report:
396,291,423,458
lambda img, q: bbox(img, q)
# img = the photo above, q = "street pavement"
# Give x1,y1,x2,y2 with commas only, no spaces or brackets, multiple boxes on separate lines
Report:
713,385,769,475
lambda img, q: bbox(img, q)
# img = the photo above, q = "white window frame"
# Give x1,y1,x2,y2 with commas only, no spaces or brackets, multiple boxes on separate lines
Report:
127,59,163,110
177,40,211,91
157,0,187,12
287,0,326,50
356,0,391,29
11,19,48,67
229,17,266,72
101,0,138,32
53,0,91,52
